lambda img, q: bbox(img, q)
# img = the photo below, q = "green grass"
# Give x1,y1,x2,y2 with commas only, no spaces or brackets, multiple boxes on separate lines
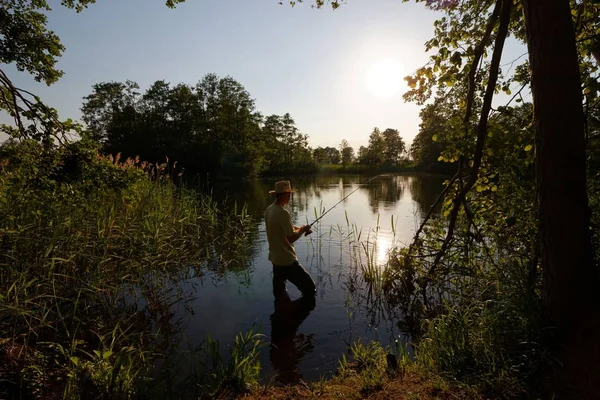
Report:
195,328,266,398
336,339,410,396
0,140,255,399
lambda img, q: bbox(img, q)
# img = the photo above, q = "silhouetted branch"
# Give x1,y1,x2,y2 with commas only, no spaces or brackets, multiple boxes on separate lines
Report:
409,172,459,246
423,0,513,299
0,68,69,146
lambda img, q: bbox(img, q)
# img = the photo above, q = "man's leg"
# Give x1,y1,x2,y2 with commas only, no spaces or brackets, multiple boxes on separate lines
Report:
287,261,316,298
272,265,290,301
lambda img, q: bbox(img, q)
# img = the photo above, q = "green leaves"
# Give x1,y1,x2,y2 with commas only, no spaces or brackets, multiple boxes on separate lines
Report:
0,3,64,84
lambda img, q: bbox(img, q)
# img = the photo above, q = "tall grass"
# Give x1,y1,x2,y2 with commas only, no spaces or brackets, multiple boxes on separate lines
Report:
0,139,254,399
337,339,409,395
192,328,266,398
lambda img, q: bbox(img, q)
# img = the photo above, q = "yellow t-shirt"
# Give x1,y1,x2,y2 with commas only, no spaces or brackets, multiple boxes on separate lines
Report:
264,203,298,266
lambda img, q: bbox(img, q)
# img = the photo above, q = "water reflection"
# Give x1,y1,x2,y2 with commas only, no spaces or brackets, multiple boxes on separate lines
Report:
408,174,447,218
361,175,406,214
202,174,445,226
269,296,316,384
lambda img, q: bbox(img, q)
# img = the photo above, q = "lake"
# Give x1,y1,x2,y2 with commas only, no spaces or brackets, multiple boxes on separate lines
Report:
170,173,447,383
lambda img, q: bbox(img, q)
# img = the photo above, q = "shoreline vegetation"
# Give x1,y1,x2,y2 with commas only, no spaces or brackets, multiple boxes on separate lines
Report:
0,137,573,400
2,0,600,397
0,139,510,400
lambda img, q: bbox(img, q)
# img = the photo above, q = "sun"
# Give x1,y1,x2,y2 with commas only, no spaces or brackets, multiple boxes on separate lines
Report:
365,58,405,100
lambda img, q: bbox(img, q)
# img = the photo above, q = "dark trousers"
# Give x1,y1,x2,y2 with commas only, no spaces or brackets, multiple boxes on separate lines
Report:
272,261,316,300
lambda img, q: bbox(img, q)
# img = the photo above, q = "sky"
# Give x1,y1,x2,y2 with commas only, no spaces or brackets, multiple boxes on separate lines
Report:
2,0,527,150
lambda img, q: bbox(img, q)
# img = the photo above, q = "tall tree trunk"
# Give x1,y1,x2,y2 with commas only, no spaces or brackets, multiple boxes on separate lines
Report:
523,0,596,331
523,0,599,397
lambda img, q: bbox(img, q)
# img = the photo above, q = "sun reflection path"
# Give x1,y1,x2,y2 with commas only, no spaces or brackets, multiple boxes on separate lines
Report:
376,236,393,267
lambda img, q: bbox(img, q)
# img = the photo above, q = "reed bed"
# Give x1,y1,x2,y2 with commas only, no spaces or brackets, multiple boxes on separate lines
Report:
0,140,254,399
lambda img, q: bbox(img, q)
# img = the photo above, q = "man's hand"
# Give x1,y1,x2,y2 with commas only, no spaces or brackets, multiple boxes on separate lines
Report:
288,225,311,243
300,225,313,236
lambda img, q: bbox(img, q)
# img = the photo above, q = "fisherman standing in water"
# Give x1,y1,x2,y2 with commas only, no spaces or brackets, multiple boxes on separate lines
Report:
266,180,317,382
264,180,316,301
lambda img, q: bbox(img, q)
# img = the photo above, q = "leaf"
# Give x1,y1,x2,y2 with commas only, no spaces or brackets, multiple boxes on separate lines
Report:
432,134,438,142
524,145,533,152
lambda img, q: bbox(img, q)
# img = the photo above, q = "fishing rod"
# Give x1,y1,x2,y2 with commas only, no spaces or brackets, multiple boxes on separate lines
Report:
304,174,380,235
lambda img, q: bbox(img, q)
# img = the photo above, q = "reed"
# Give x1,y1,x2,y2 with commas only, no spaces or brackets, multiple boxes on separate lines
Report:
184,327,266,399
0,139,254,399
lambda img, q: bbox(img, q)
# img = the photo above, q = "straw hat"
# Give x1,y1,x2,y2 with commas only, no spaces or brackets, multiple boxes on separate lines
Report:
269,180,296,195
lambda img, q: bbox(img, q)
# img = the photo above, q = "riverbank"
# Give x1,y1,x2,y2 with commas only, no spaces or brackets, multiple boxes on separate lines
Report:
246,368,477,400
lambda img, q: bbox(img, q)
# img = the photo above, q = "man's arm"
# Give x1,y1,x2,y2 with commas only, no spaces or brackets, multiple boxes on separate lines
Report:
287,225,309,244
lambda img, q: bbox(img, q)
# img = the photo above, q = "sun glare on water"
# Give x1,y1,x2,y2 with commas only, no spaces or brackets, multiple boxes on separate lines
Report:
365,58,405,100
376,236,392,266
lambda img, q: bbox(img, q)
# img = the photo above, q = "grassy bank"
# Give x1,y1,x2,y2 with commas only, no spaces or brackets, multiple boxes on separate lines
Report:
184,333,478,400
0,139,252,399
247,369,474,400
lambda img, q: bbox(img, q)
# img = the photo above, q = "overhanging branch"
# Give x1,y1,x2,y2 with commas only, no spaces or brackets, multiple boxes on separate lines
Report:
423,0,513,295
0,68,69,146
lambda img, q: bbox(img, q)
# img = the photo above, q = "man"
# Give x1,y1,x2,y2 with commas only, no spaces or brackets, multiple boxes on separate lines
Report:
265,180,316,301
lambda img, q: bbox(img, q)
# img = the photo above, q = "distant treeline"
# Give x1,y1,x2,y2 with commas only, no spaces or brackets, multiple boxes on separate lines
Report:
81,74,454,179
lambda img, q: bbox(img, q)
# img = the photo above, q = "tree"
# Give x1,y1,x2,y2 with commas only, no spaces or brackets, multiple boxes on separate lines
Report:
325,146,341,164
259,112,316,174
522,0,596,332
313,146,340,164
365,127,385,166
81,74,272,177
410,98,455,173
339,139,354,168
0,0,96,86
313,147,327,163
81,81,141,145
357,145,369,165
381,128,405,166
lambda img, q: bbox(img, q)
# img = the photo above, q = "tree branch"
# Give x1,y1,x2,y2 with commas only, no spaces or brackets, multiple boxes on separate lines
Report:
0,68,70,146
424,0,513,290
410,172,459,246
463,0,502,140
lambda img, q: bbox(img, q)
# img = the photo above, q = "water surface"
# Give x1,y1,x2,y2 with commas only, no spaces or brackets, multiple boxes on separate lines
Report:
177,173,446,382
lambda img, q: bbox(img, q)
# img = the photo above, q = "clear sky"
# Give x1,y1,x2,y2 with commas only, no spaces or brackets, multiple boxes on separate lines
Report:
2,0,527,150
